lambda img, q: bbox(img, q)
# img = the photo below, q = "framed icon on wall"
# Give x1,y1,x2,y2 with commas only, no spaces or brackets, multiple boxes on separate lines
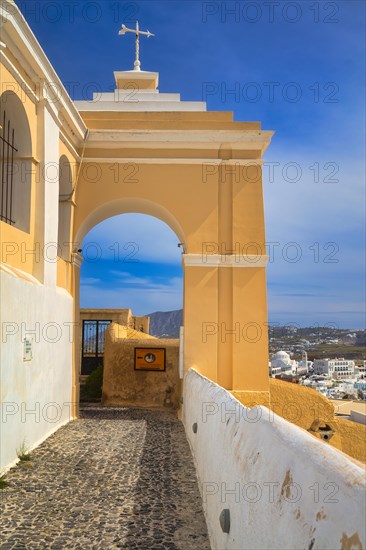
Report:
134,347,166,371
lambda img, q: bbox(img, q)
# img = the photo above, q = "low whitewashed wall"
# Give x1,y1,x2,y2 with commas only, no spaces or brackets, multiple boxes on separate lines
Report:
1,270,74,471
183,369,366,550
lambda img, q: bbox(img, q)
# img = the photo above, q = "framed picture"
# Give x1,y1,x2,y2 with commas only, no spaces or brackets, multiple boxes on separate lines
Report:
134,347,166,372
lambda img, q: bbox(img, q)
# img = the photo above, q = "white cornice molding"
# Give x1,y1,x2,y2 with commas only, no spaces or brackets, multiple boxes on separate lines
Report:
182,254,268,268
0,49,39,103
59,129,81,162
0,1,86,143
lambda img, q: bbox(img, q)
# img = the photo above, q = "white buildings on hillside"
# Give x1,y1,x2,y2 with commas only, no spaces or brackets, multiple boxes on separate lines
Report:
269,352,365,400
313,358,355,379
269,350,312,377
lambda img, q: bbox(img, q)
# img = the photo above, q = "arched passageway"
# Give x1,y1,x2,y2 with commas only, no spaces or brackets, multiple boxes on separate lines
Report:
78,212,184,407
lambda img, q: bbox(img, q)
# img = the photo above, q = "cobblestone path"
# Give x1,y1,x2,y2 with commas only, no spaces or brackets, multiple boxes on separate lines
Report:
0,406,210,549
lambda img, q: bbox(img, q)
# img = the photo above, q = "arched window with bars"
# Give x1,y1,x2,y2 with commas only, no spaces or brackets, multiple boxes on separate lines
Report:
0,91,32,232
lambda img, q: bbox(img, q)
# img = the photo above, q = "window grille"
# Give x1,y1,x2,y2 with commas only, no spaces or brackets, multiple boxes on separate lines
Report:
0,111,17,224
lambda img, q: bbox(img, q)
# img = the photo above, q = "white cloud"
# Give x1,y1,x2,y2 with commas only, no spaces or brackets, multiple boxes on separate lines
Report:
80,277,101,285
80,276,183,316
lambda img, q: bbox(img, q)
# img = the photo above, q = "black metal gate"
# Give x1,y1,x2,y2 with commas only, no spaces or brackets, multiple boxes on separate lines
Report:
81,320,111,375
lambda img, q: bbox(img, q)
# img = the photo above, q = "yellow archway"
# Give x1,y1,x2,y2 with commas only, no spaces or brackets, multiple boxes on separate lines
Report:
74,197,186,246
71,69,273,409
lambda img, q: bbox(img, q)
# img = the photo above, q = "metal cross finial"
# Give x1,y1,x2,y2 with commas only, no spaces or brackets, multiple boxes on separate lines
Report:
118,21,155,71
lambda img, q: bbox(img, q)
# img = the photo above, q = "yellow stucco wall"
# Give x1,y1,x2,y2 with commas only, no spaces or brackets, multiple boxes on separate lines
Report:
0,64,38,277
56,258,72,293
103,323,181,408
74,161,219,249
73,103,272,392
0,65,79,291
331,417,366,464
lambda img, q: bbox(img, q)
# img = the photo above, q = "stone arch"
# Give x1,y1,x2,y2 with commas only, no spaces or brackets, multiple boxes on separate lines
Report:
58,155,73,260
69,69,274,406
74,197,186,248
0,91,32,232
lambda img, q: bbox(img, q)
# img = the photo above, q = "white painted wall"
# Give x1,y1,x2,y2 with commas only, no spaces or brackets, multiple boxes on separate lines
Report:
43,106,60,287
183,369,366,550
0,269,73,471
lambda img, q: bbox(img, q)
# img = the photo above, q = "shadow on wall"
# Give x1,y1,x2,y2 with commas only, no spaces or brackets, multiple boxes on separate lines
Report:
102,323,181,408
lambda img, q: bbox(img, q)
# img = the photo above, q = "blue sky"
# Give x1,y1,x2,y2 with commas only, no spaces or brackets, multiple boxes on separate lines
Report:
15,0,365,327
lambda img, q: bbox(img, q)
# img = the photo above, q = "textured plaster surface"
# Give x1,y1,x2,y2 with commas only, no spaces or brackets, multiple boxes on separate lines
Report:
184,369,366,550
103,324,180,408
0,271,73,471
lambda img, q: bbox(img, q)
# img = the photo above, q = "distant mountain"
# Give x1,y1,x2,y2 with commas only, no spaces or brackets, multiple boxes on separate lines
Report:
147,309,183,338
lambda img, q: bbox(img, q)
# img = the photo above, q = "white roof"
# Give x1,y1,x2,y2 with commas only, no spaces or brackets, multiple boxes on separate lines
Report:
273,350,290,359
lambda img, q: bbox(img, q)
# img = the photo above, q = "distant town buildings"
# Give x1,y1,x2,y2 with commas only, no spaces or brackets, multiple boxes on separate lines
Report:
270,352,365,401
313,358,355,379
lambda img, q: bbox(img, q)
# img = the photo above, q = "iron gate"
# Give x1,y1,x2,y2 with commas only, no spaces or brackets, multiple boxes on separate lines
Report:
81,320,111,375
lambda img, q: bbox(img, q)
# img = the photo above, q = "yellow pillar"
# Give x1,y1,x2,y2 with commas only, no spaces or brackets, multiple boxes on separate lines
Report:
71,252,83,418
183,263,218,382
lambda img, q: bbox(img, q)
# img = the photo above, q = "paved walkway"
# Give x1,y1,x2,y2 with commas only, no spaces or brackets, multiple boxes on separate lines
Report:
0,406,210,549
